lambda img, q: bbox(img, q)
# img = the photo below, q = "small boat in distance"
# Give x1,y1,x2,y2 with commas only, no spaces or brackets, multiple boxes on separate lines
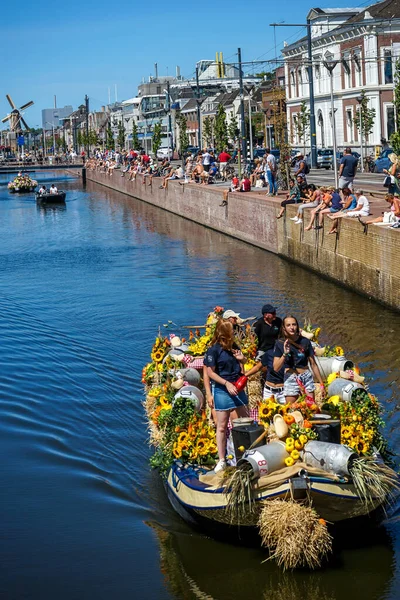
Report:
35,191,66,203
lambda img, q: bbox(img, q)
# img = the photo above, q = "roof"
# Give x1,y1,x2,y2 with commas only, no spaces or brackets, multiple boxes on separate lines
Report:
122,97,141,105
180,98,198,112
213,90,240,107
346,0,400,23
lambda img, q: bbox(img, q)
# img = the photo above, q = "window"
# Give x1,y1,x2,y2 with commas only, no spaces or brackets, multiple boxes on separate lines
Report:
298,68,303,96
314,59,321,93
384,49,393,84
346,108,353,142
290,70,296,96
353,49,362,86
342,53,351,88
386,105,395,138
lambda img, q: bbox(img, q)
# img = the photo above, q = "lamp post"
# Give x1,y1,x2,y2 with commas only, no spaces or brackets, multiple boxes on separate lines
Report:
164,88,173,160
356,95,364,173
323,60,339,189
45,121,56,158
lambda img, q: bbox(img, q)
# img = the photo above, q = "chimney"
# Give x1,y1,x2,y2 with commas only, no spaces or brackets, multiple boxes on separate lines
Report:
176,65,181,79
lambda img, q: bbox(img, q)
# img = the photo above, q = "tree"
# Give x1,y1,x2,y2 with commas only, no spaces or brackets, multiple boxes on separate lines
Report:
353,90,376,143
117,120,125,149
106,121,114,150
293,100,310,154
76,131,83,148
214,104,228,152
203,116,214,148
227,113,239,143
176,113,189,156
131,120,140,150
390,60,400,154
152,120,163,157
88,129,99,148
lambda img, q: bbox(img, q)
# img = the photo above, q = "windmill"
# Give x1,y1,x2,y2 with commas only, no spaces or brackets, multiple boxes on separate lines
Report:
2,94,34,132
1,95,34,152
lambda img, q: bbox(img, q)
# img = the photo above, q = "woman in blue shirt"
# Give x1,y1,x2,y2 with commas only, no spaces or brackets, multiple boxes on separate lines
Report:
327,187,357,234
205,320,248,472
273,315,325,405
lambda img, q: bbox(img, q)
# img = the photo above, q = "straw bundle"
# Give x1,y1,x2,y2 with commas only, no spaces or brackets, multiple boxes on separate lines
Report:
258,500,332,570
247,372,263,409
143,394,158,416
223,463,257,524
350,456,400,510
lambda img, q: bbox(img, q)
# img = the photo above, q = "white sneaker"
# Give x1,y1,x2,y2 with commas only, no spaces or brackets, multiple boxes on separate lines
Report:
290,216,299,221
295,218,302,224
214,459,227,473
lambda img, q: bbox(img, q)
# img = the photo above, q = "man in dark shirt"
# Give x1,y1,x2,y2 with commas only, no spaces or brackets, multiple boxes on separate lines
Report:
339,147,358,190
254,304,282,359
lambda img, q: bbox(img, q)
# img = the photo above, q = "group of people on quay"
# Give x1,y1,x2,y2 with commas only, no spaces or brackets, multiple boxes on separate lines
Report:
85,146,400,231
203,304,326,473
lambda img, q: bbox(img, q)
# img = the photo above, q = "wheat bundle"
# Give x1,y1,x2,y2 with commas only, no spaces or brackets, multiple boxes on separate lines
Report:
258,500,332,570
247,372,263,409
143,394,158,417
148,423,164,447
350,456,400,510
223,463,257,524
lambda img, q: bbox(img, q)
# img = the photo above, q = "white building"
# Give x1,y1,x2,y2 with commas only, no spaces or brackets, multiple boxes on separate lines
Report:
282,0,400,152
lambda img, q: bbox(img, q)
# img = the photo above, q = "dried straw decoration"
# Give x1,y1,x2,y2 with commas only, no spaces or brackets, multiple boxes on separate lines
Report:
350,456,400,510
247,372,263,409
223,463,257,524
258,500,332,570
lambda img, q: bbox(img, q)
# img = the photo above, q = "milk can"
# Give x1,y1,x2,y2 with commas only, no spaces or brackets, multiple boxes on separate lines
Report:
327,378,364,402
173,386,204,412
315,356,354,379
303,441,358,477
237,442,289,478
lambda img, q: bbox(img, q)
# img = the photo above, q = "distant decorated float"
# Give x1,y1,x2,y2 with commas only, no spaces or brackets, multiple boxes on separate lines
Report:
143,307,398,570
8,174,38,193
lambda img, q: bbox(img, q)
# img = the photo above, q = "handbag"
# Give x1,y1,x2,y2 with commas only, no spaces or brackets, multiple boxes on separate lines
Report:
383,175,391,188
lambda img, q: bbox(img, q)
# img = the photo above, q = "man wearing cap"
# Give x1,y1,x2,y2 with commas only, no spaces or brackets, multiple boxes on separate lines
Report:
339,147,358,190
294,153,307,180
254,304,282,359
222,309,240,327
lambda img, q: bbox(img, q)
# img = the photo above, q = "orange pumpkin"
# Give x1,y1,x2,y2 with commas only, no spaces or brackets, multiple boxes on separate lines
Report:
284,414,295,425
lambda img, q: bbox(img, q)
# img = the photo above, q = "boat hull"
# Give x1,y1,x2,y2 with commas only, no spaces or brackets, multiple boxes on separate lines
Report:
165,462,383,533
36,192,66,203
10,187,36,193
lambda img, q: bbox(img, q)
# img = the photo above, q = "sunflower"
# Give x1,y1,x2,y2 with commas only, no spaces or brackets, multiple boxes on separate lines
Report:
259,404,271,419
178,432,189,445
328,395,341,406
208,443,218,455
196,438,208,450
151,349,164,363
173,444,182,459
335,346,344,356
190,448,199,460
180,442,190,452
342,426,352,439
326,372,337,385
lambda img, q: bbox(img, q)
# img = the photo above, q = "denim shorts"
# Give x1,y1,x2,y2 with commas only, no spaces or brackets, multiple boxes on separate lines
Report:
284,370,315,397
263,384,285,405
213,383,248,411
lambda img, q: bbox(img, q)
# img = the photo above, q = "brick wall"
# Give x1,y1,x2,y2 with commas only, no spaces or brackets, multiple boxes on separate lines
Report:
86,169,400,311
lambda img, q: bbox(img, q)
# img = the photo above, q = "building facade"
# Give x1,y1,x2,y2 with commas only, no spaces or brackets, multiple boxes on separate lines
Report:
42,106,73,130
282,0,400,153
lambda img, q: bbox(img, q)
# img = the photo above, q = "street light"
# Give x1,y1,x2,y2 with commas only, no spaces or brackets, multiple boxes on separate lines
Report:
45,121,57,158
323,59,339,189
356,95,364,173
163,88,173,159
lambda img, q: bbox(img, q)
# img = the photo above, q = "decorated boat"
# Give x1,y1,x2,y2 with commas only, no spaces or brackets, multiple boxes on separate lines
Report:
8,174,38,193
35,191,66,203
143,307,399,569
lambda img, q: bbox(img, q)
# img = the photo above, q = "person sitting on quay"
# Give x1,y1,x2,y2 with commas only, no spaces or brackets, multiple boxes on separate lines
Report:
304,186,333,231
190,159,204,183
310,186,342,230
327,187,357,234
290,184,321,225
230,174,240,192
276,179,301,219
364,193,400,229
327,189,370,221
240,174,251,192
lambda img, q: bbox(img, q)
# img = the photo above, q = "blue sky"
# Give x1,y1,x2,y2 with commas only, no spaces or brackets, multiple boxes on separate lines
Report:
1,0,371,127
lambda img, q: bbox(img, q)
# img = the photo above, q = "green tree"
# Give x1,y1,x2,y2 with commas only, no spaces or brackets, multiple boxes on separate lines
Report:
88,129,99,148
106,121,114,149
76,131,83,148
176,113,189,156
203,116,214,148
117,120,125,149
227,113,239,143
55,137,64,150
131,120,141,150
214,104,228,152
293,100,310,154
152,120,163,157
390,60,400,153
354,90,375,143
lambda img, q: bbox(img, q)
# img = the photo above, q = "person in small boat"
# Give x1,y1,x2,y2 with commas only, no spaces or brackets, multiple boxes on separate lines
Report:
245,349,285,404
273,315,325,404
38,185,47,195
205,320,248,473
49,184,58,195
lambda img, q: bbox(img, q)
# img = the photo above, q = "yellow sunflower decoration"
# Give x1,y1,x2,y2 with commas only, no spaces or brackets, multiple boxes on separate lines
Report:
335,346,344,356
326,372,337,385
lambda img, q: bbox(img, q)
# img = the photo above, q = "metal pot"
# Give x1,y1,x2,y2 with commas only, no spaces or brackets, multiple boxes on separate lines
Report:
237,441,289,478
315,356,354,379
327,378,364,402
173,386,204,412
303,440,358,477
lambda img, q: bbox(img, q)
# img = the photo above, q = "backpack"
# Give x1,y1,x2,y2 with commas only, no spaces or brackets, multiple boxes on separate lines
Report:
303,161,310,175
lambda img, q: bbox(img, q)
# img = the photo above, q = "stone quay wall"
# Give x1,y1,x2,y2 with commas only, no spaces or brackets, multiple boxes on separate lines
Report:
86,169,400,311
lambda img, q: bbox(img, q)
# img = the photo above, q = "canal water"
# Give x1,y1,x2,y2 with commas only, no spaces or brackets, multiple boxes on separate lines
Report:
0,170,399,600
